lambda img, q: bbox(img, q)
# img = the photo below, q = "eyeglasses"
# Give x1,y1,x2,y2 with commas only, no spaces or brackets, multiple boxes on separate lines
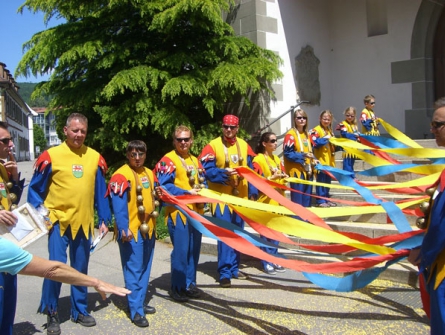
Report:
431,121,445,130
369,102,376,105
130,152,146,158
176,137,191,143
295,116,307,120
0,138,12,145
223,125,237,130
345,114,354,117
268,139,277,143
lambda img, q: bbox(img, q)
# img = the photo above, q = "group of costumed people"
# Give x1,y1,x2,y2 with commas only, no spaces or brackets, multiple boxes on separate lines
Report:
3,92,445,334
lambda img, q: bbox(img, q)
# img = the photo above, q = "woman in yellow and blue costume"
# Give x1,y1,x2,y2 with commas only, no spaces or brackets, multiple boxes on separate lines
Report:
108,140,157,328
336,106,360,179
155,125,206,302
253,132,288,275
309,110,336,207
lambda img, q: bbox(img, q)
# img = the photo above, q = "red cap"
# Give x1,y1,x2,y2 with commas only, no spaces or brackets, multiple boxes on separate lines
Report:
222,115,239,126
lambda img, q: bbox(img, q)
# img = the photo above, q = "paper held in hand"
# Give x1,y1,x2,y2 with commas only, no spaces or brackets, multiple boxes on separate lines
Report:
0,203,48,248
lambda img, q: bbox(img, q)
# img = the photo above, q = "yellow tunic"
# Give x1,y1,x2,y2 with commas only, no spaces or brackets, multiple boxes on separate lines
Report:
310,125,335,167
283,128,313,179
252,153,285,205
360,108,380,135
0,164,12,210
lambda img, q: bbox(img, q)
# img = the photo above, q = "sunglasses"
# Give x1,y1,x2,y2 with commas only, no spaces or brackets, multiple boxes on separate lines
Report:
223,125,237,130
345,114,354,117
268,139,277,143
130,152,146,158
431,121,445,130
296,116,307,120
369,102,376,105
0,138,12,145
176,137,191,143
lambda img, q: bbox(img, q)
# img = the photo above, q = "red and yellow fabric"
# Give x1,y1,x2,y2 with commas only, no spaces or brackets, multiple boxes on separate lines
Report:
155,150,205,226
309,125,335,167
253,153,285,204
283,128,312,179
108,164,156,241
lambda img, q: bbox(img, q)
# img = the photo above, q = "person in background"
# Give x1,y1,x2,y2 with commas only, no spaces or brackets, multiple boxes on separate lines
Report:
27,113,111,334
309,110,336,208
360,94,380,136
253,132,288,275
199,115,258,288
0,121,25,335
108,141,158,327
408,96,445,334
336,107,360,179
283,109,316,207
155,125,206,303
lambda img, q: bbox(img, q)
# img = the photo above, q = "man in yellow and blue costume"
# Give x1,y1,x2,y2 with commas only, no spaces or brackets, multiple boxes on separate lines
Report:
108,140,157,328
28,113,111,334
156,126,206,302
0,121,24,335
199,115,258,288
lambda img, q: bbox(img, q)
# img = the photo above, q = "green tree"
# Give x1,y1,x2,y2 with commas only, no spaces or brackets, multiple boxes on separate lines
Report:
16,0,282,167
33,124,47,153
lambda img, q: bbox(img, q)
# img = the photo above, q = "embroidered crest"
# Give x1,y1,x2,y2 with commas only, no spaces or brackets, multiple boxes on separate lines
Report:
0,183,6,197
230,154,239,164
187,165,196,176
72,165,83,178
141,176,150,189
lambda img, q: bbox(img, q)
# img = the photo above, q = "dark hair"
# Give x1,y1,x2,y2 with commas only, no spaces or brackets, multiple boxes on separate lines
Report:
255,132,275,154
126,140,147,153
434,97,445,110
66,113,88,127
0,122,8,131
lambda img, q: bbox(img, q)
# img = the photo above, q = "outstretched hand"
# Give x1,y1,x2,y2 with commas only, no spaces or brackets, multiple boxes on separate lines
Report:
94,280,131,300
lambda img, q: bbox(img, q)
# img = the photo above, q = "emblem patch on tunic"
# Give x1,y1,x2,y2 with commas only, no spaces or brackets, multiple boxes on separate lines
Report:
141,176,150,189
72,165,84,178
230,154,239,164
0,183,6,197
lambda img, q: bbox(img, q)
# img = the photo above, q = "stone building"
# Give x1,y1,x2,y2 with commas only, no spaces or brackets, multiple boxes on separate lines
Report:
0,62,35,161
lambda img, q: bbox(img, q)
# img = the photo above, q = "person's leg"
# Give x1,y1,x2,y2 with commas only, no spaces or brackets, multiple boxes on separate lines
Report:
40,224,69,314
427,275,445,334
186,223,202,290
168,216,188,293
68,229,91,321
0,273,17,335
260,236,279,272
315,172,329,205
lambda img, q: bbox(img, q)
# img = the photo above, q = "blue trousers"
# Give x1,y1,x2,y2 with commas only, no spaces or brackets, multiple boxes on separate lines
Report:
290,171,313,207
315,171,332,204
167,216,202,292
260,237,279,270
118,231,155,320
39,224,91,321
427,272,445,334
0,273,17,335
342,157,356,179
215,206,244,280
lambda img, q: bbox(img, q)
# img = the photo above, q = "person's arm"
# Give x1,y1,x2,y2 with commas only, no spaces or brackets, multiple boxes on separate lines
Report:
27,151,52,208
155,157,192,195
108,173,132,241
19,255,130,299
95,155,111,236
283,133,306,164
246,146,258,200
199,143,229,184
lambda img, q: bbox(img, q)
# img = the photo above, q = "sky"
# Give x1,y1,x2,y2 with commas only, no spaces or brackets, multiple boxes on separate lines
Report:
1,1,61,83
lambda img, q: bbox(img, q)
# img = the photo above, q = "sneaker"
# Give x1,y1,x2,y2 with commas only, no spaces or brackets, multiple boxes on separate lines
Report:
168,289,189,302
219,278,231,288
274,264,286,273
264,264,276,275
317,202,330,207
46,312,61,335
71,314,96,327
185,285,201,299
133,313,149,328
327,201,337,207
235,272,249,280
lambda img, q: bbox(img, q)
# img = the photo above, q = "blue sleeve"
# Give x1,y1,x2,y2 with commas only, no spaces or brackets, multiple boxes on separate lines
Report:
283,145,305,164
0,238,33,275
27,164,52,208
340,130,357,141
247,155,258,199
157,168,190,196
361,119,373,131
11,173,25,204
201,159,229,185
110,190,130,238
313,137,330,149
94,168,112,226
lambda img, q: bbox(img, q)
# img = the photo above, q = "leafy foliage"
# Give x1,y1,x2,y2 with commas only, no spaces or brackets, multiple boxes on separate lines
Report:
16,82,50,107
33,124,47,152
16,0,282,167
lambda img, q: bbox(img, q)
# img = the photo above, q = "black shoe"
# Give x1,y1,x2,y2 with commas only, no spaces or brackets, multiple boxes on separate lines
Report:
46,312,61,335
219,278,231,288
71,314,96,327
143,304,156,314
235,272,249,280
185,285,201,299
168,289,189,302
133,313,149,328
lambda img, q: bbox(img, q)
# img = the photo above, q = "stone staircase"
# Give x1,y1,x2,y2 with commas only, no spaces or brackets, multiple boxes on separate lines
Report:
200,139,438,287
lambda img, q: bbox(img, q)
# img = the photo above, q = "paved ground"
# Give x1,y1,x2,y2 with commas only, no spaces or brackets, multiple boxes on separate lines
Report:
11,161,430,334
